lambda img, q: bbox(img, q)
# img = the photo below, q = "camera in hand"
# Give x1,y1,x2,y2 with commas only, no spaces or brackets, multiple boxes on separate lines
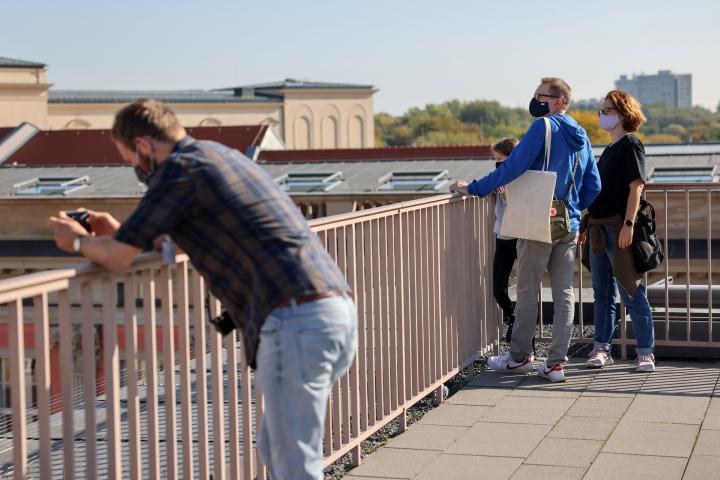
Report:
208,310,236,336
64,210,92,233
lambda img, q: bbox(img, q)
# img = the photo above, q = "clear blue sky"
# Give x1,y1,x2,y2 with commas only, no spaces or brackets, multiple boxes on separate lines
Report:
3,0,719,114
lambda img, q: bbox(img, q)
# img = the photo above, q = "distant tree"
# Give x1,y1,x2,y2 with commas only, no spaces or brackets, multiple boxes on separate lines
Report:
570,109,611,145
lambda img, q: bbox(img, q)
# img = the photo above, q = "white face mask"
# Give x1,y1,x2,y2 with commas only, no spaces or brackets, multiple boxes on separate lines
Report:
599,114,621,132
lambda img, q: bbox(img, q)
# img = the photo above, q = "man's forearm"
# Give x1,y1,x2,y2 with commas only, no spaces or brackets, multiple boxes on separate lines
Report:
78,236,141,272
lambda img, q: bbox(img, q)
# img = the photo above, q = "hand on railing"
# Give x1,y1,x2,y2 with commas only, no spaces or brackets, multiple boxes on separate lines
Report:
449,179,469,195
577,230,587,245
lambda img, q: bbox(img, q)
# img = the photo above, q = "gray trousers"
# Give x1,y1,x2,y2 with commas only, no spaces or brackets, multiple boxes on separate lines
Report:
510,232,577,366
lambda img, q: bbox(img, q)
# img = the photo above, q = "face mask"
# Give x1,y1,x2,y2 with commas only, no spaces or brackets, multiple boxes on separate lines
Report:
133,150,157,185
529,97,550,117
599,114,621,132
495,161,503,169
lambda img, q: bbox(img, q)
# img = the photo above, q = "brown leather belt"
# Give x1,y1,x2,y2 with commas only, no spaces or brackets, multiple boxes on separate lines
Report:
276,290,349,309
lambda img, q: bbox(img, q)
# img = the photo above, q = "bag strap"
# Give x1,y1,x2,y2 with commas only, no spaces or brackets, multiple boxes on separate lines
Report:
563,151,581,203
542,117,551,171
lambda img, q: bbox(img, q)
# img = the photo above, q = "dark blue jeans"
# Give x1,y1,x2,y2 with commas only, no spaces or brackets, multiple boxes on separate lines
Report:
589,226,655,354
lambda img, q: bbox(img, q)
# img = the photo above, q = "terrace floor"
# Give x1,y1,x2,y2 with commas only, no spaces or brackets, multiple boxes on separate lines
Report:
343,359,720,480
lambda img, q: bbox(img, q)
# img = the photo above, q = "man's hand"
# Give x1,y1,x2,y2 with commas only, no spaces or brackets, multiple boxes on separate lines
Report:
618,224,633,249
86,210,121,236
578,231,587,245
48,211,90,252
449,179,469,195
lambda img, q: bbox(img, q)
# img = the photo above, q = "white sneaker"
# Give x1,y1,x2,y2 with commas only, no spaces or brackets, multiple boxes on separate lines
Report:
488,351,534,374
586,347,614,369
538,361,566,383
635,353,656,372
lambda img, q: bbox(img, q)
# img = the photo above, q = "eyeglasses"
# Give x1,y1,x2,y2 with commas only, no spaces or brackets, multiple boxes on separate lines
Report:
535,93,561,100
597,107,618,116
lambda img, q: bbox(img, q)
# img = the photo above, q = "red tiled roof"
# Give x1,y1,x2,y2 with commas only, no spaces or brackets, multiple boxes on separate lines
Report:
258,145,492,163
0,125,268,166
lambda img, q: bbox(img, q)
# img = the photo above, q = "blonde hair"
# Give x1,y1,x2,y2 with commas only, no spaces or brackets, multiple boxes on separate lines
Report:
541,77,572,105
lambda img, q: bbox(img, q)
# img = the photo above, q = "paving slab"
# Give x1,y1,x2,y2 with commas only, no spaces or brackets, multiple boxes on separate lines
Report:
446,422,550,457
564,395,632,419
509,464,585,480
692,429,720,456
623,393,710,425
483,395,575,425
547,416,617,441
583,453,687,480
413,453,522,480
466,371,529,389
524,437,603,467
702,397,720,430
346,447,440,479
602,420,699,457
582,369,648,397
447,387,511,406
385,424,468,451
683,455,720,480
418,404,491,427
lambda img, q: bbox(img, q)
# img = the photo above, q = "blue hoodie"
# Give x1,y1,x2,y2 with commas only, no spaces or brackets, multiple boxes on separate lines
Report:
467,113,601,232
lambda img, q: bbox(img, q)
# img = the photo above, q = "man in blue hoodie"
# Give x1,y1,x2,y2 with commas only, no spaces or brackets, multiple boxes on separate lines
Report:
450,77,601,382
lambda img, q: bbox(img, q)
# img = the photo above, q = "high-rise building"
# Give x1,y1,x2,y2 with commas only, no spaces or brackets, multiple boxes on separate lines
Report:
615,70,692,108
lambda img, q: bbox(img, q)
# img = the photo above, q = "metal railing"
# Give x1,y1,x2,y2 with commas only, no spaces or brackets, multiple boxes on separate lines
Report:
538,182,720,358
0,193,499,479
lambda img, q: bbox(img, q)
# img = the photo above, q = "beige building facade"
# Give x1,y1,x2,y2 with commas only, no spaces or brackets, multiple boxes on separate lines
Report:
0,57,376,149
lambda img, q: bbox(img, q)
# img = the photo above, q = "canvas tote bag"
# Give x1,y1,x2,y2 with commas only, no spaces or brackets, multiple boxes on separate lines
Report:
499,118,557,243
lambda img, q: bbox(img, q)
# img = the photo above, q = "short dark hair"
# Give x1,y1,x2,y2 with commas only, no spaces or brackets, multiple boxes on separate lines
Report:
541,77,572,105
491,137,519,157
111,99,183,149
605,90,646,132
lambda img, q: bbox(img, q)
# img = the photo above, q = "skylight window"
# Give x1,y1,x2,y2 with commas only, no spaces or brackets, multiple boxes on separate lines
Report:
13,176,90,195
378,170,450,191
650,166,717,183
277,172,342,192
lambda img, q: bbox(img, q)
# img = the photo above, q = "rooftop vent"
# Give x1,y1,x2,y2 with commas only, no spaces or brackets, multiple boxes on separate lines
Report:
13,175,90,196
276,171,342,192
378,170,450,191
650,165,718,183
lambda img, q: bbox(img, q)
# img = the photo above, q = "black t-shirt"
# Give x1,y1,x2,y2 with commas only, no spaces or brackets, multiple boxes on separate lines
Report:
588,134,647,218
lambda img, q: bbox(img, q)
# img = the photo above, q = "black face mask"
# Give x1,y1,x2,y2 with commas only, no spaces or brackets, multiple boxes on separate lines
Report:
495,161,503,169
529,97,550,117
133,152,157,186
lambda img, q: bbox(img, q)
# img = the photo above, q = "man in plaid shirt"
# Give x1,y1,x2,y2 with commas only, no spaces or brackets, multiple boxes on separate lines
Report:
49,99,357,479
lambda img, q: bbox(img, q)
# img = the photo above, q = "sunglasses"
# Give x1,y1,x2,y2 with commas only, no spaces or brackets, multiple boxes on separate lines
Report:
597,107,618,116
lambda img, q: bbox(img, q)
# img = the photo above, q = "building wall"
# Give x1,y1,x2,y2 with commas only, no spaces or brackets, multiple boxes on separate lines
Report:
615,71,693,108
0,67,50,129
47,102,283,132
282,90,375,149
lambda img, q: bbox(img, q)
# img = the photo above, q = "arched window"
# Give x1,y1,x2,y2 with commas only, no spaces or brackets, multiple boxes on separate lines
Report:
322,116,338,148
64,119,91,129
294,116,311,149
198,117,222,127
348,115,364,148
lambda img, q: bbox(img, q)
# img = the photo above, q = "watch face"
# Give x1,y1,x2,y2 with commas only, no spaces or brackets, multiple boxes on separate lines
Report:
625,220,633,227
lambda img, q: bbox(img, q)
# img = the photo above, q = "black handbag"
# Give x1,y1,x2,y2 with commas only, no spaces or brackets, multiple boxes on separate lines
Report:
632,199,664,273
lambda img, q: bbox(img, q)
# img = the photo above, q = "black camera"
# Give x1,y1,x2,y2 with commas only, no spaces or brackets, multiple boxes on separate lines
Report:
208,310,236,336
64,210,92,233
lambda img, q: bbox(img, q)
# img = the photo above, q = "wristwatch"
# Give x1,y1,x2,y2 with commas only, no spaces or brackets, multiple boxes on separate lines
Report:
625,219,634,227
72,235,86,252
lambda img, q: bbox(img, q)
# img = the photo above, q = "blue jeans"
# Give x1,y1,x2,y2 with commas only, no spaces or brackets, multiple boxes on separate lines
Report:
256,295,357,480
589,226,655,354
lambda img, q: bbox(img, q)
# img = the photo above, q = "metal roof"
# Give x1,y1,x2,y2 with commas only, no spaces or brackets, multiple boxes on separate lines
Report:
0,56,46,68
218,79,374,91
2,153,717,199
592,143,720,158
48,89,280,104
258,145,493,163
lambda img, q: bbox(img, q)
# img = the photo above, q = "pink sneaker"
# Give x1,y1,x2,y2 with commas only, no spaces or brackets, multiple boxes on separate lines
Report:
635,353,655,372
586,347,614,369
